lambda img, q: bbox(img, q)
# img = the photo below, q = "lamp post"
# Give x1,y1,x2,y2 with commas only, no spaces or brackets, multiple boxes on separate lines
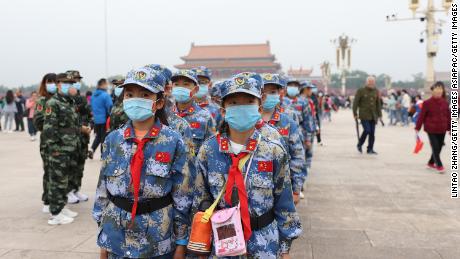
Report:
104,0,109,78
386,0,452,92
332,34,356,96
320,61,331,94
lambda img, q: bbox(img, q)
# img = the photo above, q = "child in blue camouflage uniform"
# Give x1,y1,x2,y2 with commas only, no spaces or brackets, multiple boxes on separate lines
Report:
171,69,215,157
209,81,224,127
285,78,315,187
261,73,307,205
93,66,193,259
192,72,302,259
299,82,318,172
192,66,221,126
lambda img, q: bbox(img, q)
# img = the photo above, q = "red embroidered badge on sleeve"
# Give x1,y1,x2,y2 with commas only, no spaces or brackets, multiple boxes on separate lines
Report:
155,152,171,163
190,122,201,129
258,161,273,172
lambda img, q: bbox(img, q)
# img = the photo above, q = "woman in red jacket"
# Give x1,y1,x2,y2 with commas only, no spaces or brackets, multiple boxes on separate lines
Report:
415,82,450,173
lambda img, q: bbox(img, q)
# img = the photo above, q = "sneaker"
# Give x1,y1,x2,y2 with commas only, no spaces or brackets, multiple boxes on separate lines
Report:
299,191,305,199
427,163,436,170
48,212,74,225
436,166,445,174
42,205,49,214
30,136,36,141
67,192,79,204
367,150,378,155
61,207,78,218
87,150,94,160
357,145,362,154
74,191,89,202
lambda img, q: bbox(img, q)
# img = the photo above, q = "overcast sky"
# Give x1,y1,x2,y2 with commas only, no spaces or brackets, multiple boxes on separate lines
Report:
0,0,452,87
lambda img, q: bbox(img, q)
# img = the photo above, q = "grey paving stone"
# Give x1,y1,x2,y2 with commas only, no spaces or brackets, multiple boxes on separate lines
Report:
365,230,460,249
1,250,98,259
304,229,371,246
312,245,442,259
0,109,456,258
435,248,460,259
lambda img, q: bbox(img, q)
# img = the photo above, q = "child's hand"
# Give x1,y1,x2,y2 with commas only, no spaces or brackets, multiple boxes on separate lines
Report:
173,245,186,259
100,249,108,259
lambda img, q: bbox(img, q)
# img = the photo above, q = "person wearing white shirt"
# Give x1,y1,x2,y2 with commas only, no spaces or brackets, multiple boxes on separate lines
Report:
401,90,411,126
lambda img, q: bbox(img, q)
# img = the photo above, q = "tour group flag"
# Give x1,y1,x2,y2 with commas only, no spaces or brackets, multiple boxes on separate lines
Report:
413,133,424,154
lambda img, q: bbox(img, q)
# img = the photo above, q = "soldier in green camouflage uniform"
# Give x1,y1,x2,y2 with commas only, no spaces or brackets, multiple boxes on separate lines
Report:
33,73,57,213
65,70,92,203
108,78,128,132
43,73,81,224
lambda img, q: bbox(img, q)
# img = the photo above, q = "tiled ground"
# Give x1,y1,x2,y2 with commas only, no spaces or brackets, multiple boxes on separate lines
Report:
0,110,457,259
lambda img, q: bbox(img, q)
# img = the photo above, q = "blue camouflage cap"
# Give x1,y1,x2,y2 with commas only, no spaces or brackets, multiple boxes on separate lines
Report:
300,80,314,90
287,77,301,86
144,64,172,82
220,72,263,99
120,66,166,93
211,81,223,97
262,73,285,88
192,66,212,80
279,75,288,88
171,69,199,85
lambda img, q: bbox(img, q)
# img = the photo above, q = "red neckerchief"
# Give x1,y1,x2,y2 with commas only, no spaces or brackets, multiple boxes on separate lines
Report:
123,124,161,225
225,152,251,241
130,138,150,223
308,99,316,117
217,134,255,241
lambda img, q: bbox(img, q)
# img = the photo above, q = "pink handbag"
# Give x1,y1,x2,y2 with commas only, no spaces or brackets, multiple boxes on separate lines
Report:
210,135,261,257
211,206,246,257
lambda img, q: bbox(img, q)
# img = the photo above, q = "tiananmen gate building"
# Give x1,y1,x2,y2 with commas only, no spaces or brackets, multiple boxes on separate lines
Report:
175,41,281,79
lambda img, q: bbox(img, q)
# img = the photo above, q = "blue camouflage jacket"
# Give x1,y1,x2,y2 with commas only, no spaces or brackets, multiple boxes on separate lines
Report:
289,97,315,141
92,120,193,258
298,96,316,142
175,102,215,157
192,129,302,258
280,98,300,125
198,100,222,128
265,110,307,193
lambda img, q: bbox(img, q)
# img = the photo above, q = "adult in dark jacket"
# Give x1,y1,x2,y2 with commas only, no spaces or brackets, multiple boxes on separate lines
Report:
415,82,450,173
89,78,112,159
352,76,382,154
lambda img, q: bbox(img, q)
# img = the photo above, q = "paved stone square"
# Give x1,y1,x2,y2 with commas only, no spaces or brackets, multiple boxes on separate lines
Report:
0,110,458,259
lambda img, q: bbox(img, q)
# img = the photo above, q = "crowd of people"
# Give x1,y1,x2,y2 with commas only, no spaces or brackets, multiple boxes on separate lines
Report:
0,89,39,140
382,89,425,126
0,66,451,258
353,77,451,173
19,65,328,259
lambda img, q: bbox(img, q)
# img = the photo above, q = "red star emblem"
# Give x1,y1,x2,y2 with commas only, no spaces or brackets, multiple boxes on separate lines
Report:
124,128,131,138
149,127,160,137
220,138,229,151
247,139,257,151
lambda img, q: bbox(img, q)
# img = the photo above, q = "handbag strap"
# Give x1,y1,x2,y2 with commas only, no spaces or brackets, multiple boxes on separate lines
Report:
243,134,261,185
201,134,261,223
237,134,261,210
